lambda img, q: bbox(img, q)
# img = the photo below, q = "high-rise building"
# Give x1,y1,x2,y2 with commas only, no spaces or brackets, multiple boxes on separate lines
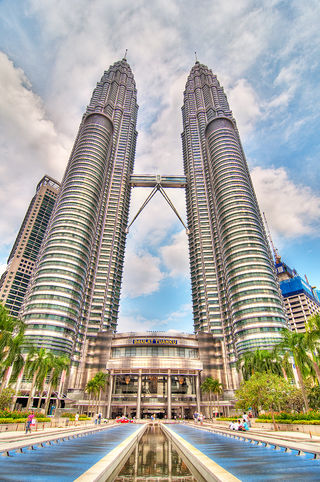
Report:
22,59,138,377
182,62,287,384
276,259,320,332
0,175,60,317
19,59,287,405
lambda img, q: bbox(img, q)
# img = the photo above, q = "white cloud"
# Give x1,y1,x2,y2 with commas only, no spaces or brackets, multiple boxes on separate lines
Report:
0,51,70,252
117,302,193,333
121,249,165,298
227,78,262,136
117,313,163,333
127,187,187,250
160,230,189,278
251,166,320,239
1,0,320,316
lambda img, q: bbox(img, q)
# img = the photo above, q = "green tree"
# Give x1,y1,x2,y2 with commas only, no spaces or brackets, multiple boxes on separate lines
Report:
36,352,55,409
236,349,283,381
305,313,320,384
43,355,70,415
201,377,223,418
235,372,293,430
86,378,99,415
93,371,108,413
25,348,51,410
276,329,314,411
308,385,320,410
0,387,15,410
0,304,25,391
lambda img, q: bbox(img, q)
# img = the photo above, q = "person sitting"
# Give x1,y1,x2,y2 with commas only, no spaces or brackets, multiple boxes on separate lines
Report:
242,419,249,431
232,420,240,430
237,419,244,431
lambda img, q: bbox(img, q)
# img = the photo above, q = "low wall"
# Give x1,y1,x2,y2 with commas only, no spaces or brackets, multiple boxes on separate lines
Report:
254,421,320,435
205,419,320,436
0,418,94,432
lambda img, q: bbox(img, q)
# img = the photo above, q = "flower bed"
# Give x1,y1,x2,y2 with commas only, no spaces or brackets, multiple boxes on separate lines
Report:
0,417,51,424
257,418,320,425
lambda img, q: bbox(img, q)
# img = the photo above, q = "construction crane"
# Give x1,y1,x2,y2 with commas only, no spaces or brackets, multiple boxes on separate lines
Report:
263,212,281,264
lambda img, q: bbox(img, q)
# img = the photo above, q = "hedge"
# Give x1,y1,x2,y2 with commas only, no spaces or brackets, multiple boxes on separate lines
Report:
256,418,320,425
260,411,320,422
0,417,51,424
61,414,91,420
216,417,243,421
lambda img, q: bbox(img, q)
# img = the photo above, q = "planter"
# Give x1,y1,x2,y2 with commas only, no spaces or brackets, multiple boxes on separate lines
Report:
254,421,320,435
0,418,93,432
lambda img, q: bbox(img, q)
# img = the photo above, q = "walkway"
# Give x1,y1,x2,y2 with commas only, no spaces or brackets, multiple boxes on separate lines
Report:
168,423,320,481
0,423,140,481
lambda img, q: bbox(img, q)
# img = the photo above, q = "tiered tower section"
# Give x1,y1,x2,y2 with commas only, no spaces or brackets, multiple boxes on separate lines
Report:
22,59,138,359
182,62,287,380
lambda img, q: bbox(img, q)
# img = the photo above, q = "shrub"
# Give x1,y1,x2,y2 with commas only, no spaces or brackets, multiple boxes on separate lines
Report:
256,418,320,425
260,411,320,422
0,418,14,424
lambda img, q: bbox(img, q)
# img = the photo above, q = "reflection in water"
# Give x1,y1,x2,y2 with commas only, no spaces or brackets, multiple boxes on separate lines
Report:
114,425,197,481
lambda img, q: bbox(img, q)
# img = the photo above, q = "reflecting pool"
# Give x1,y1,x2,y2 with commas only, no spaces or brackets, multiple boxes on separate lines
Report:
115,425,198,481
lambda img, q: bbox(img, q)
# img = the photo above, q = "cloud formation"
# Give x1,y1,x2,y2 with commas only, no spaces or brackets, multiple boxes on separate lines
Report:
121,249,165,298
0,51,69,251
251,166,320,239
160,230,189,278
1,0,320,302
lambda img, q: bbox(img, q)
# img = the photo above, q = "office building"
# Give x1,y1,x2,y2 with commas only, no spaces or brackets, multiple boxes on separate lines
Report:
276,260,320,332
22,59,138,378
182,62,287,385
18,59,287,410
0,176,60,317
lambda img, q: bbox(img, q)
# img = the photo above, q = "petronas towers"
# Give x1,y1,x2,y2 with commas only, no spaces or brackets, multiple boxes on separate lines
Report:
21,58,287,388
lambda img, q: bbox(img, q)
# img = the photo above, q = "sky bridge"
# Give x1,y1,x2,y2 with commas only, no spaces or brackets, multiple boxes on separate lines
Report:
130,174,187,188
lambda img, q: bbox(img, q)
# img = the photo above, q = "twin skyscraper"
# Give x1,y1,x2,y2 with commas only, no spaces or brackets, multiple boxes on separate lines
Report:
21,58,287,390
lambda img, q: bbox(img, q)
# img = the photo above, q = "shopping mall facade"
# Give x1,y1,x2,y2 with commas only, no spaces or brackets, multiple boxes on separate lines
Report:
67,331,236,419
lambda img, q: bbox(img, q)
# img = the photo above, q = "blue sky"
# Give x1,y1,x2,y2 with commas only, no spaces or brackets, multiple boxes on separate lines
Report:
0,0,319,333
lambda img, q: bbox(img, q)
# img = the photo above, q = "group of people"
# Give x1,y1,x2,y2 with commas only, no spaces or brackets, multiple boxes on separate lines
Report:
193,411,204,424
229,412,251,431
94,412,102,424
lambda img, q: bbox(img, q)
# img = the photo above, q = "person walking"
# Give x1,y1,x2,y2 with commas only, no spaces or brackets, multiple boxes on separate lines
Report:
25,411,34,434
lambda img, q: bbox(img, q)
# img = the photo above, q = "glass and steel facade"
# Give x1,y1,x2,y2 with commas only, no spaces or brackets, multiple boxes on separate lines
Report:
71,332,205,419
14,59,288,400
21,59,138,365
0,176,60,317
182,62,287,382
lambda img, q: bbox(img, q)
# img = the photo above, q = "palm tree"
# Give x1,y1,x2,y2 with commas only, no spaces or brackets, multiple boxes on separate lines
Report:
93,371,108,413
0,331,25,391
25,348,50,410
86,378,98,416
201,377,223,418
43,355,70,415
305,313,320,384
276,329,314,411
236,349,283,381
0,304,25,391
36,352,54,409
236,351,255,381
212,378,223,416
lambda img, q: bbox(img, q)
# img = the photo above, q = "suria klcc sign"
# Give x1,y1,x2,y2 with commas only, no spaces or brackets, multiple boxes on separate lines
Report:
132,338,178,345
